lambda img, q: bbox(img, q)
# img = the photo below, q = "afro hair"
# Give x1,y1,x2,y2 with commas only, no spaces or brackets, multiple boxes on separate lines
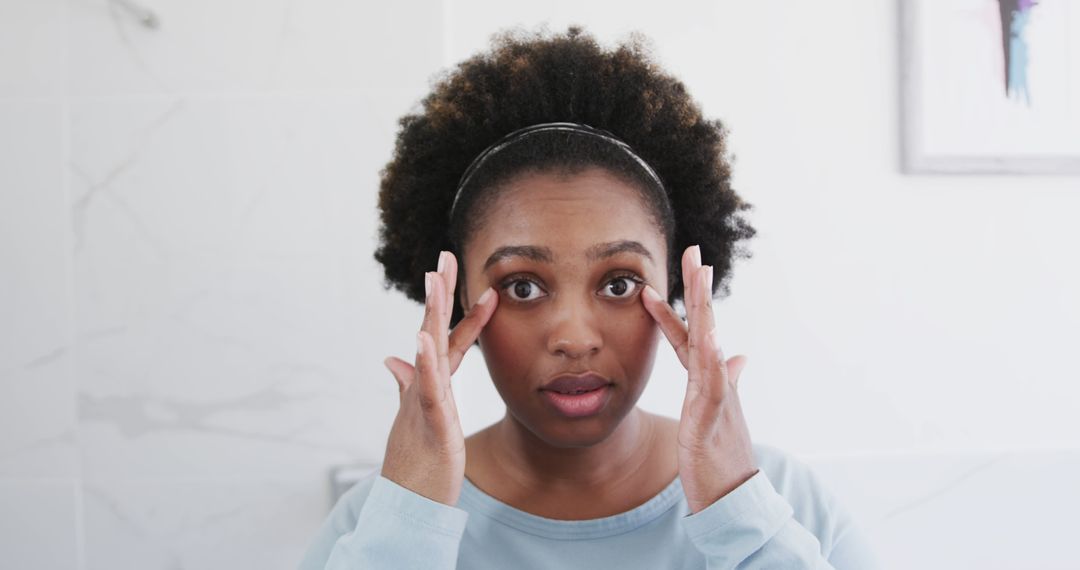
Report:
374,24,756,327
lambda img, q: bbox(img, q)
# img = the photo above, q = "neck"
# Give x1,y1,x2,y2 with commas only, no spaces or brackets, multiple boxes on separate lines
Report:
485,407,657,492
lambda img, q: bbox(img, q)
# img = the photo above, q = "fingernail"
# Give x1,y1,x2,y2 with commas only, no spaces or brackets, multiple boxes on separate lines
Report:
437,251,446,273
692,245,702,266
477,287,494,306
416,331,425,354
643,285,661,303
700,266,711,297
424,272,432,299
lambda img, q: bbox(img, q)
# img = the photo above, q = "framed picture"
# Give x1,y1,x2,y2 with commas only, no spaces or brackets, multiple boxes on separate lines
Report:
901,0,1080,174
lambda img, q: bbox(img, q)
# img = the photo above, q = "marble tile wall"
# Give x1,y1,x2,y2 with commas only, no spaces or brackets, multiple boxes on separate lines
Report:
2,1,1077,568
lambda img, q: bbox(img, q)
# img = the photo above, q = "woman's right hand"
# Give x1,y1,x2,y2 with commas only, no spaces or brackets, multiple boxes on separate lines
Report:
379,250,498,506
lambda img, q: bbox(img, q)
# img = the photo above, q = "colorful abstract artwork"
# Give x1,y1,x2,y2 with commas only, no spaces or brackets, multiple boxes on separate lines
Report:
901,0,1080,173
998,0,1039,104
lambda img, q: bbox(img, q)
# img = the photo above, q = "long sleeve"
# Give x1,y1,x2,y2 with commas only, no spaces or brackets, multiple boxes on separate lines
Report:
298,474,469,570
681,466,881,570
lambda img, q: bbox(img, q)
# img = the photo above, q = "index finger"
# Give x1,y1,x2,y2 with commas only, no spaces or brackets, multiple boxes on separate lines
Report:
447,286,498,371
682,244,701,315
641,284,690,369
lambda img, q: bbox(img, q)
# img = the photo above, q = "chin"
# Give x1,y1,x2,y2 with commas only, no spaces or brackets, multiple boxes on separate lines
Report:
509,404,632,449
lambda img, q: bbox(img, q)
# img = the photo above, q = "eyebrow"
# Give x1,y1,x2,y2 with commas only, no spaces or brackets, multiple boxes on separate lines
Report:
482,240,654,271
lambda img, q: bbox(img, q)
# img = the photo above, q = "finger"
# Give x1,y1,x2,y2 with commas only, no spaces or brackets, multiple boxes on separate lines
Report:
679,246,698,369
640,284,690,368
414,330,446,411
686,328,729,425
429,255,453,380
681,245,701,320
697,264,718,373
690,264,715,340
726,355,749,390
447,286,499,372
384,356,415,393
687,265,712,385
422,270,451,382
440,251,458,322
436,252,459,379
420,271,441,339
697,266,732,402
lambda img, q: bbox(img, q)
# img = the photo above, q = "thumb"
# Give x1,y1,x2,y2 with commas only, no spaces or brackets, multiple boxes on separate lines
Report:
725,355,749,389
384,356,415,394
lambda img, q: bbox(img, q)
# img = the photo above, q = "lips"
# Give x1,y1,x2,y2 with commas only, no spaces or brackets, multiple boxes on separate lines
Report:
539,372,613,418
540,372,612,394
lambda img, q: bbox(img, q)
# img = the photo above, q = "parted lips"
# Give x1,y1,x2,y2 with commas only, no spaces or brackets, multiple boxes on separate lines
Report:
540,372,612,394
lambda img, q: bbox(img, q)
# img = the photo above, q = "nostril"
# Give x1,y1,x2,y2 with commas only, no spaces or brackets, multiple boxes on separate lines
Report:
550,339,601,358
547,316,603,357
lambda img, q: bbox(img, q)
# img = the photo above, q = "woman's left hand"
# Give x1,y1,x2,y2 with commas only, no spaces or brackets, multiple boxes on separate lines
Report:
641,244,759,514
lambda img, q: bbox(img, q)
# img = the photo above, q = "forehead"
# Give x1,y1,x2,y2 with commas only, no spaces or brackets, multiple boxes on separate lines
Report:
468,167,665,258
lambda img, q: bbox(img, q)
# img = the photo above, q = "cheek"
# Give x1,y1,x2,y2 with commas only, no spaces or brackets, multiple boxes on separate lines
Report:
626,299,660,337
604,304,662,369
480,305,528,345
478,308,534,380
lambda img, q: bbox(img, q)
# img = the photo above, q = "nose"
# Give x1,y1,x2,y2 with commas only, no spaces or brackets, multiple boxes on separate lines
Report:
545,297,603,359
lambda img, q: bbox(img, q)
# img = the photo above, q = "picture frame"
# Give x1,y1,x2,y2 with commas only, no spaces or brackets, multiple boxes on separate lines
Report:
900,0,1080,174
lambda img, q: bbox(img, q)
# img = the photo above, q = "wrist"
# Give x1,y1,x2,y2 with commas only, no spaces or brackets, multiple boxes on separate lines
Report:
380,465,463,506
686,466,759,514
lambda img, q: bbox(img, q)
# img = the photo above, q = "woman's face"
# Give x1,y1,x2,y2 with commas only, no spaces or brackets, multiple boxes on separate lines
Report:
461,166,669,448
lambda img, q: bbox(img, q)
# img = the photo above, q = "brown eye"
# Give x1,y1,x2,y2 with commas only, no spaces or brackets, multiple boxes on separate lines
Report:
503,278,546,302
600,275,643,299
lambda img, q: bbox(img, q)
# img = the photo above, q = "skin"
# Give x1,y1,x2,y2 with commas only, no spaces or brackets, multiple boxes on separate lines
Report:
381,166,758,519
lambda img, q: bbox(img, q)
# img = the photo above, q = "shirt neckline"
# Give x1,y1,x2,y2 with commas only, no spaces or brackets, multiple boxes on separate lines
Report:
457,475,685,540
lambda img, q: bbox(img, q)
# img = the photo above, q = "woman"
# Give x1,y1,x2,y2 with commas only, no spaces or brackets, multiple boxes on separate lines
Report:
300,25,878,569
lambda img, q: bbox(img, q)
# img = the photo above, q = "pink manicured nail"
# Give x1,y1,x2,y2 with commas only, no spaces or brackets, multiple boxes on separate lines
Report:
643,285,661,303
691,245,702,266
477,287,494,306
424,272,432,299
701,266,712,298
437,251,446,273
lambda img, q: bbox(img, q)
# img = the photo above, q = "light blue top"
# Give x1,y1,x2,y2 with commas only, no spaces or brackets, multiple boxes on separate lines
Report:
298,442,880,569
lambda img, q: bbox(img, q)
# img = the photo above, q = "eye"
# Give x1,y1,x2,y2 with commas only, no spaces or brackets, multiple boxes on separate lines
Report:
501,276,547,302
599,273,645,299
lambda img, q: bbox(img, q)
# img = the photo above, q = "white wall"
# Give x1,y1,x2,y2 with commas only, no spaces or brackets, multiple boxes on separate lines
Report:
1,0,1077,568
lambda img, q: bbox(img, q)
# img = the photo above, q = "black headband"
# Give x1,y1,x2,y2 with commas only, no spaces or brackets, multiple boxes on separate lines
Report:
448,121,669,222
